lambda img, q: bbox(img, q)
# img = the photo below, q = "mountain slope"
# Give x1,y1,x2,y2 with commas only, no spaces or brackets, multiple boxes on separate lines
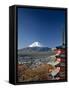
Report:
18,47,52,54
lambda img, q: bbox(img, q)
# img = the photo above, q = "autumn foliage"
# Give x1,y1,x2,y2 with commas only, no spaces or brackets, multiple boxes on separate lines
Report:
17,63,54,82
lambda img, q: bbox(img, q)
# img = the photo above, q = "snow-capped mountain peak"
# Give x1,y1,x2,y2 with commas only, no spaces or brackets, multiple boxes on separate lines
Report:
29,42,42,47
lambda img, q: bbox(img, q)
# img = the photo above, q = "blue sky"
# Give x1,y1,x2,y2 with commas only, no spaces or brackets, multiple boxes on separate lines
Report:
17,7,65,49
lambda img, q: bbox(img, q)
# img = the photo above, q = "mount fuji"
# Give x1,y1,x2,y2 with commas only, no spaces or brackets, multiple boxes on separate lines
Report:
18,41,52,53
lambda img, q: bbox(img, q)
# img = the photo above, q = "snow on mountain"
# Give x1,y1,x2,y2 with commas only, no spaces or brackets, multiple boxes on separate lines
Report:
29,41,42,47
